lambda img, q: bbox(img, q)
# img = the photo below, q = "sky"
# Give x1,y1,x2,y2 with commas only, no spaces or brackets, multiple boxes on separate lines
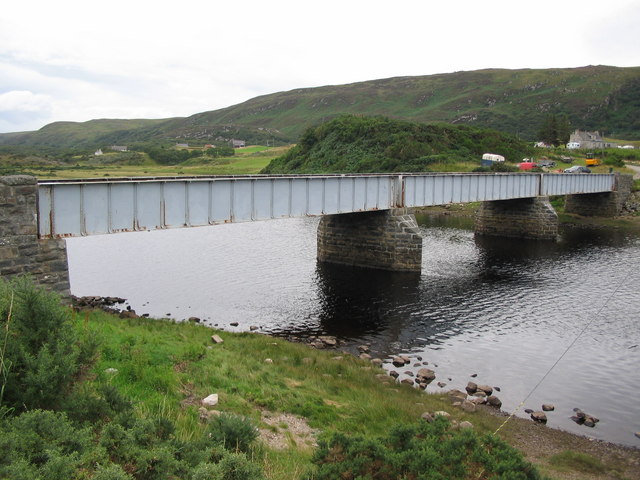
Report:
0,0,638,133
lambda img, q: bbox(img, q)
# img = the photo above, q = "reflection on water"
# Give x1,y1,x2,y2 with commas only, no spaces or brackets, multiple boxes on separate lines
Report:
67,215,640,447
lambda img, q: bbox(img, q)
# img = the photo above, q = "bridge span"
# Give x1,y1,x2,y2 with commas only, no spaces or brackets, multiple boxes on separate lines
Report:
37,173,615,238
0,172,632,296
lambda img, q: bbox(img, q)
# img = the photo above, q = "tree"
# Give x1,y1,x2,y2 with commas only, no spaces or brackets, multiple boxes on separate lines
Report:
538,113,571,146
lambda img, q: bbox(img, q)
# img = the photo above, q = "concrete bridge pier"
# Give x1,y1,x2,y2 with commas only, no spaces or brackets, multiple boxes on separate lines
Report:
317,208,423,272
0,176,70,296
564,173,633,216
474,196,559,240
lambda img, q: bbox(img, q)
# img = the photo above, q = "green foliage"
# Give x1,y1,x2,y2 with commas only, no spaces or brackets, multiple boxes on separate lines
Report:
206,412,259,453
310,417,542,479
262,115,532,174
538,113,571,146
206,145,236,157
0,276,97,411
145,147,201,165
0,410,96,480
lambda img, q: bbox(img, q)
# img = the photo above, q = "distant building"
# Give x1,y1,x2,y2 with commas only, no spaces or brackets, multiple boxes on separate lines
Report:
567,130,617,150
230,139,246,148
110,145,128,152
175,143,189,148
94,149,103,156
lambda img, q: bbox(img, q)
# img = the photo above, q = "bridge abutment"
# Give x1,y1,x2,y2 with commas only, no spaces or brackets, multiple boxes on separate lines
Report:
474,196,558,240
564,173,633,217
0,176,70,295
317,208,423,272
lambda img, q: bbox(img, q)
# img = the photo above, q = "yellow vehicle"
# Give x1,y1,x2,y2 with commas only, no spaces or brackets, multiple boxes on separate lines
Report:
585,153,602,167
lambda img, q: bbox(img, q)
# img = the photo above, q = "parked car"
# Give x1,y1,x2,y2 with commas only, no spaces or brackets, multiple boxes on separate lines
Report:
537,159,556,168
564,165,591,173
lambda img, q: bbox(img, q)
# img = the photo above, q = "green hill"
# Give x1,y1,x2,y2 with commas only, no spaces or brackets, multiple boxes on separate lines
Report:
262,115,533,173
1,65,638,151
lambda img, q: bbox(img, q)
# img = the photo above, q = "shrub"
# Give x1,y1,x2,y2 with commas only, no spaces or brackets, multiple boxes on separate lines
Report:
0,277,95,411
311,417,541,479
0,410,98,479
205,412,259,453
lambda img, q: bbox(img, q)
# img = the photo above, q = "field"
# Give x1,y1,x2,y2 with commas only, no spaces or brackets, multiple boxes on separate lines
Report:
0,145,291,180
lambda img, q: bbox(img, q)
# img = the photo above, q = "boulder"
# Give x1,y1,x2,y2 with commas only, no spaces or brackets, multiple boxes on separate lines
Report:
202,394,219,407
542,404,555,412
477,385,493,395
437,382,447,388
465,382,478,394
371,358,383,367
421,412,434,422
460,400,476,413
434,411,451,419
357,345,370,353
392,356,405,367
447,389,467,401
531,411,547,423
389,370,400,379
359,353,372,360
416,368,436,383
401,378,414,385
486,396,502,408
459,421,474,429
319,336,337,347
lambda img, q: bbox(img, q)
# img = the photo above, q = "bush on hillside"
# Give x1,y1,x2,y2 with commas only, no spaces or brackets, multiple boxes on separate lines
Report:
0,276,97,411
310,417,542,479
262,115,533,174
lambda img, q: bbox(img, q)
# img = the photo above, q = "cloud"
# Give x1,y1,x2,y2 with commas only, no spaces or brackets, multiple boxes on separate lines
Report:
0,90,52,112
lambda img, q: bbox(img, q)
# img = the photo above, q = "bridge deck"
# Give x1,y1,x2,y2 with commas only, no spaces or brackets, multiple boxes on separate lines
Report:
37,173,615,238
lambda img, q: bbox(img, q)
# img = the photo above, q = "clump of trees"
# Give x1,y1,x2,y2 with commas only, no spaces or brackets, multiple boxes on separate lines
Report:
537,113,572,147
262,115,533,174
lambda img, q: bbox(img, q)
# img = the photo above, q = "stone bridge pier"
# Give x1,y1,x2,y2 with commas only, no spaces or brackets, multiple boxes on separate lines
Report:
0,176,70,295
474,196,559,240
317,208,423,272
564,173,633,217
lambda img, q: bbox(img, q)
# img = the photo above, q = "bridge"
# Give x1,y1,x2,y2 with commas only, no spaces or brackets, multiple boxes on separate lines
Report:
0,172,632,296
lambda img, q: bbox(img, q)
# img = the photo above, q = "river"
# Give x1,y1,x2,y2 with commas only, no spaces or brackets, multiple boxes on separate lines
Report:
66,213,640,447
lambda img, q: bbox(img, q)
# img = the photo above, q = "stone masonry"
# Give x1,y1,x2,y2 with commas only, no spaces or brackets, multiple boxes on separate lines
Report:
474,196,558,240
317,208,422,272
565,173,633,217
0,175,70,296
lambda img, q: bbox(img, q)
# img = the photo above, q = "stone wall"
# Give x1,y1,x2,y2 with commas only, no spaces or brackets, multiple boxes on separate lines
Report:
565,173,633,217
317,208,422,272
474,196,558,240
0,176,70,296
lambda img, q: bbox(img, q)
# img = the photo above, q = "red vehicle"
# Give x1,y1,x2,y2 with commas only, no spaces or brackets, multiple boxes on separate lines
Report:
517,159,537,171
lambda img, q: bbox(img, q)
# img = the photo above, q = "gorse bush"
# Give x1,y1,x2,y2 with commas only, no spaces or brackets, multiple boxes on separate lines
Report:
0,276,97,411
310,417,542,479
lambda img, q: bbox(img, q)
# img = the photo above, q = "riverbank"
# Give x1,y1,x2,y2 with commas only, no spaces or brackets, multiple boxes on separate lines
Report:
68,303,640,479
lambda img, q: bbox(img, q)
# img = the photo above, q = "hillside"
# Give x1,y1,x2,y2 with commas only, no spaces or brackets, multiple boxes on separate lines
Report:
1,65,638,150
262,115,532,173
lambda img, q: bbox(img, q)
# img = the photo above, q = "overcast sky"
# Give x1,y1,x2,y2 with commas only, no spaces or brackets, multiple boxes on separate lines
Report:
0,0,638,133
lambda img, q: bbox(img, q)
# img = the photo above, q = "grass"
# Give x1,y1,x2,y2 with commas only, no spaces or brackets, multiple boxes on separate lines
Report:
79,311,506,478
548,451,607,474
